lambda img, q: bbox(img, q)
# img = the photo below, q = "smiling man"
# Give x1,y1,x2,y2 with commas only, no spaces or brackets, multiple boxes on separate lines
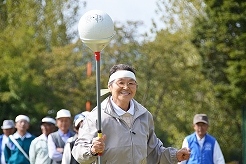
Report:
178,114,225,164
72,64,190,164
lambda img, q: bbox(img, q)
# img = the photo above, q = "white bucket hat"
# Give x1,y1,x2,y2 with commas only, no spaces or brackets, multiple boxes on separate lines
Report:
1,120,15,129
56,109,71,119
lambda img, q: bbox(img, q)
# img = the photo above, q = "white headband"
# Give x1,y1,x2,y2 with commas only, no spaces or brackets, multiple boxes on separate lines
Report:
15,115,30,123
108,70,136,84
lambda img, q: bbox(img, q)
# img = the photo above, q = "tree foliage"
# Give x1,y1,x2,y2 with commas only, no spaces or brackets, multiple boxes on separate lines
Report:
154,0,244,162
0,0,84,134
191,0,246,162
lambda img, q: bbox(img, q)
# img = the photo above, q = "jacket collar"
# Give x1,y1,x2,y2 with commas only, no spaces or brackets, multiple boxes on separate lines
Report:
13,132,32,139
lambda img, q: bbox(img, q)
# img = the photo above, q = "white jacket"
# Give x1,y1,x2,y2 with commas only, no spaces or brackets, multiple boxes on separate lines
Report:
29,134,51,164
72,97,178,164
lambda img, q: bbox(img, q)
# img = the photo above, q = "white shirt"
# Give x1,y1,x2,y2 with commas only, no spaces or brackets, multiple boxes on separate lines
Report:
48,130,71,162
110,97,134,116
178,133,225,164
110,97,135,127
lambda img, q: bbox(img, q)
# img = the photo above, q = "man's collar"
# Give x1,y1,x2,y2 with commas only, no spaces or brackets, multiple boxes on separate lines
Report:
58,129,70,136
13,132,32,139
195,133,206,141
110,97,134,116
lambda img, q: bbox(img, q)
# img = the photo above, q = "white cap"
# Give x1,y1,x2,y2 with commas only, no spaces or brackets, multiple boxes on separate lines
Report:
15,115,30,123
74,111,90,127
41,117,56,125
56,109,71,119
1,120,15,129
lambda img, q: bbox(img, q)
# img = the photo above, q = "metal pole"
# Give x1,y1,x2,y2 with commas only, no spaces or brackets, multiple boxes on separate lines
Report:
95,51,102,163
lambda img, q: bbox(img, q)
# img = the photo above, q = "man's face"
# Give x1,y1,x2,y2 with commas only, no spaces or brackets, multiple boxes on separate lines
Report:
41,123,56,136
3,128,15,136
56,117,71,133
193,122,209,139
108,77,137,108
15,119,29,132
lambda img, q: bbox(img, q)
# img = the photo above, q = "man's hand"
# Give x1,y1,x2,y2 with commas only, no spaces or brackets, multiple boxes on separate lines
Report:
56,148,64,153
91,134,106,154
176,147,191,162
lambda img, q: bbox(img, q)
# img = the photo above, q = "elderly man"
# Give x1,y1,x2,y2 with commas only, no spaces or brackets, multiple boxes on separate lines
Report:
4,115,35,164
178,114,225,164
0,120,15,164
48,109,75,164
29,116,56,164
72,64,190,164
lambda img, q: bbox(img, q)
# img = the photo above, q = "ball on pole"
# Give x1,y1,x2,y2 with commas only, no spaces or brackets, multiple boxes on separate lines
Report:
78,10,114,40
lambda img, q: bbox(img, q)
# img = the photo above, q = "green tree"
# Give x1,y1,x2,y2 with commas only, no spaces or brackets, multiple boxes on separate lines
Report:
136,29,215,148
191,0,246,162
0,0,84,134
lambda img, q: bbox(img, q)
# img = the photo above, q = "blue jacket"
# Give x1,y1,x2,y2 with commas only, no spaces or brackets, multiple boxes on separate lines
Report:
4,132,35,164
0,134,3,162
186,132,215,164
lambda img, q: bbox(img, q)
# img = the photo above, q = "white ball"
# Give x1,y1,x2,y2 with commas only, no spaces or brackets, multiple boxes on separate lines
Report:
78,10,114,40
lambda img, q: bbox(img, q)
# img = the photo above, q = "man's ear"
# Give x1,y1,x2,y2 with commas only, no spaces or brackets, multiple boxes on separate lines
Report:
108,85,112,92
193,124,196,130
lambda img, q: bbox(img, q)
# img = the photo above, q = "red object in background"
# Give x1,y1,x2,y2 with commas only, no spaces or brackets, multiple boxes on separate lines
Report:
87,62,92,76
86,101,91,111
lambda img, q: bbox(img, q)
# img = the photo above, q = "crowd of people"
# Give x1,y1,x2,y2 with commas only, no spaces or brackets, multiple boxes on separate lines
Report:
0,64,225,164
0,109,88,164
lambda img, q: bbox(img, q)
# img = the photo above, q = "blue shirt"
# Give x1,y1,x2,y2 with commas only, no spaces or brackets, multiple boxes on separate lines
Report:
48,129,71,161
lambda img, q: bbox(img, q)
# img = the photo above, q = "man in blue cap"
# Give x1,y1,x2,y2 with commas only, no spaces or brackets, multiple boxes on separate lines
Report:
62,111,89,164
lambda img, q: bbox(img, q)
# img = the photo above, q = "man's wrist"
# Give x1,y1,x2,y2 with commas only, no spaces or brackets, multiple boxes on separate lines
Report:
90,145,98,156
90,150,98,156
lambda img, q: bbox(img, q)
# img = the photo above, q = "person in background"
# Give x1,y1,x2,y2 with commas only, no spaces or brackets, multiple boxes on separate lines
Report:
72,64,190,164
29,116,56,164
0,120,15,164
62,111,90,164
4,115,35,164
48,109,75,164
178,114,225,164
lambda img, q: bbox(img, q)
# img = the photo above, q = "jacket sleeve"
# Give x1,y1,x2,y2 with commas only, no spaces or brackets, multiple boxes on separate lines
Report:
4,139,11,163
61,142,71,164
178,138,188,164
29,139,36,164
213,141,225,164
72,115,98,164
48,134,63,161
147,112,179,164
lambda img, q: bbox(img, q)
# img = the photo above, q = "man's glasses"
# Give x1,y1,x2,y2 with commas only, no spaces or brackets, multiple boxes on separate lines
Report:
113,80,138,88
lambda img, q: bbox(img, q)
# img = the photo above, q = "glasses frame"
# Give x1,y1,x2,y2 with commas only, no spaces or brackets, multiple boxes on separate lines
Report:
112,79,138,89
